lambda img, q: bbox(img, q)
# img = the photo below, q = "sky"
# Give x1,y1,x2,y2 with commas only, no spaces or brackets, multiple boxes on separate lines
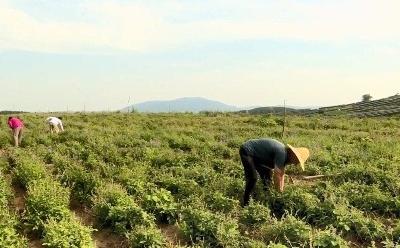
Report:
0,0,399,112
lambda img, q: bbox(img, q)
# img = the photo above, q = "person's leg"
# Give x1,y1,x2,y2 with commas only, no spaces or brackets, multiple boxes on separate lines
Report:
240,147,258,206
255,163,273,191
49,124,54,133
18,127,23,146
13,128,20,147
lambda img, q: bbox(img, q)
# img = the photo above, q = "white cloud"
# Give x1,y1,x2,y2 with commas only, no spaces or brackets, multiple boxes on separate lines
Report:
0,0,399,53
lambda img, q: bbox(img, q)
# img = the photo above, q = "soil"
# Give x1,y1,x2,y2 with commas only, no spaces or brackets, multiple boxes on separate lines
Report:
159,224,187,247
11,182,26,215
93,229,129,248
28,239,43,248
11,182,43,248
70,200,128,248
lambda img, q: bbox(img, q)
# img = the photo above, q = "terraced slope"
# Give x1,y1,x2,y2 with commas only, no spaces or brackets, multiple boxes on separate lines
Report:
306,94,400,117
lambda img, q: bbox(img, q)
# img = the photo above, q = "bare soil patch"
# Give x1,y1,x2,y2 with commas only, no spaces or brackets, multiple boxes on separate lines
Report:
11,182,26,215
93,229,129,248
11,182,43,248
70,200,128,248
159,224,187,247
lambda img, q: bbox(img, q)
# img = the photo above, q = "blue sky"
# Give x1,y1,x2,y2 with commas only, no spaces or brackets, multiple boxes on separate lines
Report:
0,0,399,111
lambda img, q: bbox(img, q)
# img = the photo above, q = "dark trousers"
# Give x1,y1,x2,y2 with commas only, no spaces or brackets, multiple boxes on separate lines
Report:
239,146,273,206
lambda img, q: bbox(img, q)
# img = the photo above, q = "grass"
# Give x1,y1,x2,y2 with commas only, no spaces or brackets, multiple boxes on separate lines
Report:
0,112,399,247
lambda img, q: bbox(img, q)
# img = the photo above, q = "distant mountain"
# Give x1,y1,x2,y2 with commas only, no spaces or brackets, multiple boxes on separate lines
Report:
122,97,240,113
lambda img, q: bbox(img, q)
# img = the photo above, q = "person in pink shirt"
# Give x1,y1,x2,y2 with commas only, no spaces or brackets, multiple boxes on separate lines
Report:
8,116,24,147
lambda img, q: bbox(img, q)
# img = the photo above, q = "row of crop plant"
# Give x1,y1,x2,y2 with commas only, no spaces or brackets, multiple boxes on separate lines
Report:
10,150,94,248
0,168,27,247
32,147,169,247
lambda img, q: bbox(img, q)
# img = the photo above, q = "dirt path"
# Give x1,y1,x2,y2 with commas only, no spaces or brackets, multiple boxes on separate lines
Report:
1,149,43,248
11,179,43,248
70,200,128,248
159,224,187,247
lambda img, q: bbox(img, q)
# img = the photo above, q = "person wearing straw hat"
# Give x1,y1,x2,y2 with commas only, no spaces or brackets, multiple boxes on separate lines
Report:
239,138,309,206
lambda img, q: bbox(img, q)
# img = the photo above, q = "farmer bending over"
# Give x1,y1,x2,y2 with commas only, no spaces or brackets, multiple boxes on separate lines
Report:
46,116,64,133
8,116,24,147
239,138,309,206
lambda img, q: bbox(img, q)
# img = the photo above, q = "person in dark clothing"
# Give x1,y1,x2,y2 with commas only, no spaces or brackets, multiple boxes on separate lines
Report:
240,138,309,206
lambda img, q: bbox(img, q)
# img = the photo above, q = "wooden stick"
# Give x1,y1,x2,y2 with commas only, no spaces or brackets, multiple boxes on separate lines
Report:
281,100,286,139
302,175,326,180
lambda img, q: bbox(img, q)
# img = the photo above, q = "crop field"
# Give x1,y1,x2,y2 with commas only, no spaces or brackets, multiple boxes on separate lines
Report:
0,113,400,247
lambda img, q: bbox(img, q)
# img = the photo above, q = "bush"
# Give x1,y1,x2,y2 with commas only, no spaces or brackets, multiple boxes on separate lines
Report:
43,217,94,248
0,175,28,247
0,157,9,173
260,215,311,246
143,188,178,224
155,175,200,200
0,210,28,248
336,183,400,216
12,153,48,188
333,165,400,196
59,165,101,204
25,179,71,232
206,191,239,214
268,186,320,220
127,225,166,248
0,131,11,148
392,222,400,243
313,228,349,248
332,203,385,241
168,136,194,152
240,238,267,248
180,207,241,247
0,173,12,207
92,184,154,234
240,201,271,226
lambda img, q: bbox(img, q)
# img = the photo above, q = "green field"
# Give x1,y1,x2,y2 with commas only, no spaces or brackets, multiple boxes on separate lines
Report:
1,113,400,247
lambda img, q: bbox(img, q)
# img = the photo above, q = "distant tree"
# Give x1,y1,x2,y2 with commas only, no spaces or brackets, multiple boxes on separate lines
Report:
362,94,372,102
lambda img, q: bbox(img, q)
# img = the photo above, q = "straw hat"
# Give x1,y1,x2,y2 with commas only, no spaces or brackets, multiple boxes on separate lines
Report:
286,144,310,171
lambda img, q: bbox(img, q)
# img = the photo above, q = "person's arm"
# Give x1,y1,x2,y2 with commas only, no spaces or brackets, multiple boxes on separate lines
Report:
273,167,285,192
7,120,12,129
273,148,287,192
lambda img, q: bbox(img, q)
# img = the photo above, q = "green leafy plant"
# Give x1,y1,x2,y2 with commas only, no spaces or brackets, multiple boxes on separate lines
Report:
43,217,94,248
0,210,28,248
180,207,241,247
143,188,178,224
12,153,48,188
260,215,311,246
127,225,166,248
313,227,349,248
240,201,271,226
206,191,239,214
59,164,101,204
92,184,154,234
25,178,71,233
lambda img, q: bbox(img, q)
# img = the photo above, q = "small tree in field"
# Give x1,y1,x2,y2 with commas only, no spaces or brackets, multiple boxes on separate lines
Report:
362,94,372,102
